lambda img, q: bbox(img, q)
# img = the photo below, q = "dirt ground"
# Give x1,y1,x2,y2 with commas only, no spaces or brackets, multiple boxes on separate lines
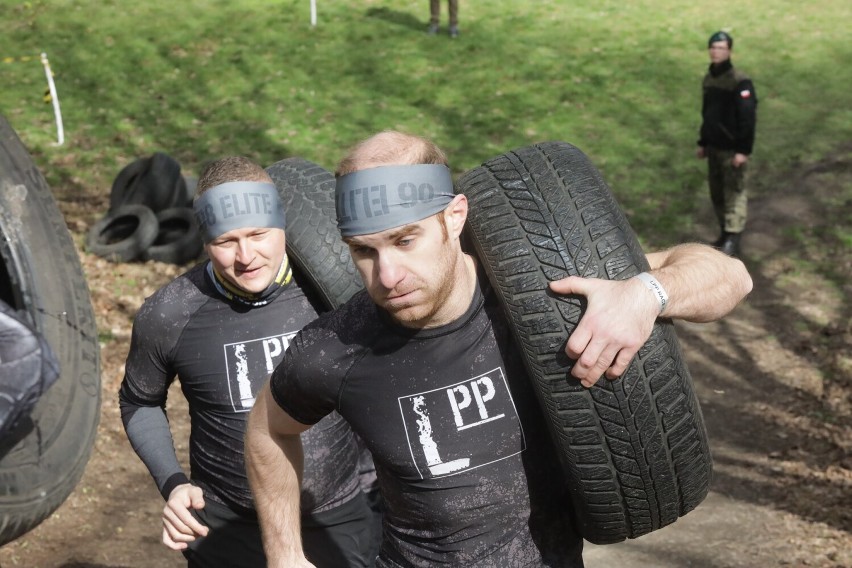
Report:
0,152,850,567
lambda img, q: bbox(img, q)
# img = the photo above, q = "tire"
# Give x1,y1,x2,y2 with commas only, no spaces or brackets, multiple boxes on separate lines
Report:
108,152,187,214
456,141,712,544
108,157,147,212
181,176,198,207
139,207,203,265
265,158,363,309
86,204,159,262
0,115,101,546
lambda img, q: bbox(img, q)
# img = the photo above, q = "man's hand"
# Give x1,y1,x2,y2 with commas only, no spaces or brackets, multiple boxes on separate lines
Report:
162,483,209,551
696,146,706,159
732,153,749,167
549,276,659,388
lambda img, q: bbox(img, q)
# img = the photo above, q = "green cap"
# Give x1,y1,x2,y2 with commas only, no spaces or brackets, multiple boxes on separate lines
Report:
708,31,733,48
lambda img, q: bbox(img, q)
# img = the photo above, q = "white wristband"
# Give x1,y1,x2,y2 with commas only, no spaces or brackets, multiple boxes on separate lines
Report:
635,272,668,315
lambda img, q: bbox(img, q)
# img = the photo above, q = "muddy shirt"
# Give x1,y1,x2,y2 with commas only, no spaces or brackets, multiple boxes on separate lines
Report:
270,279,584,567
119,262,361,515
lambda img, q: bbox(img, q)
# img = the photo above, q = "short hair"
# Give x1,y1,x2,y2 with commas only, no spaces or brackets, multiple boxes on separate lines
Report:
196,156,273,196
334,130,448,177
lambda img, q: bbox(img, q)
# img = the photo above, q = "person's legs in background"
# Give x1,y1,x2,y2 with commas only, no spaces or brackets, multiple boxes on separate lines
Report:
428,1,459,37
448,0,459,37
707,148,747,256
428,0,440,34
721,154,748,256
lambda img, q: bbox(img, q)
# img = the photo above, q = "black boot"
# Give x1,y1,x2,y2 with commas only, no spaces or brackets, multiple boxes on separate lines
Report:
720,232,741,257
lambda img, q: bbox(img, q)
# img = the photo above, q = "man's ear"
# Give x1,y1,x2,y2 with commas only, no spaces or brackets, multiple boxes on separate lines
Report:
444,194,468,239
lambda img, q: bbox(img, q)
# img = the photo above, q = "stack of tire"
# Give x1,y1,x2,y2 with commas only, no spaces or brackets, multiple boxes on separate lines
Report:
86,152,203,265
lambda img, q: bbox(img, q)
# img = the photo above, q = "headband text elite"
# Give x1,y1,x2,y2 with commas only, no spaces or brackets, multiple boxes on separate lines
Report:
194,181,285,243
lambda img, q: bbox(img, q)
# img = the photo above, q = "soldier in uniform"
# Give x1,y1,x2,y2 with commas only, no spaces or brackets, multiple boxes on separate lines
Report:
696,31,758,257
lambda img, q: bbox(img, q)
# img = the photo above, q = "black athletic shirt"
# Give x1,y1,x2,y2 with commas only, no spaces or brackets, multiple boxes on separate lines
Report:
271,277,584,567
119,262,361,516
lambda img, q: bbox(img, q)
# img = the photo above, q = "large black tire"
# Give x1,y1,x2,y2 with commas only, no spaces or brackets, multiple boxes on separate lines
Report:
108,152,187,214
0,115,101,546
265,158,362,309
456,141,712,544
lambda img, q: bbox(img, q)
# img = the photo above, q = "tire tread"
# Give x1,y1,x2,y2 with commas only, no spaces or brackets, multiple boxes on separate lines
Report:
457,141,711,543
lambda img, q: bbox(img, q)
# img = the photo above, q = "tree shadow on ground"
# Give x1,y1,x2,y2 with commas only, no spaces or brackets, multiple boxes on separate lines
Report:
672,149,852,533
365,7,426,33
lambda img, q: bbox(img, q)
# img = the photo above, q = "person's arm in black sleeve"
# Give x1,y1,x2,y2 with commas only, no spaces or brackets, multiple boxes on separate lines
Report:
696,83,709,159
697,86,708,148
118,297,210,551
734,78,758,155
119,382,209,549
119,300,188,500
118,385,188,499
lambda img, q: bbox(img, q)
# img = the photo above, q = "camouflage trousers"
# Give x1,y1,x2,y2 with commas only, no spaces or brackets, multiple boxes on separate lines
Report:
707,147,748,233
430,0,459,26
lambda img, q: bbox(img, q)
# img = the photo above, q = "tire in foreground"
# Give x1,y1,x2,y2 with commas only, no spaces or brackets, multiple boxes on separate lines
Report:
0,115,101,546
456,141,711,544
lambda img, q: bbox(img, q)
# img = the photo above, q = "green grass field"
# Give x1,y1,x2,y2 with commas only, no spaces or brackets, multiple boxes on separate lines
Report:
1,0,850,245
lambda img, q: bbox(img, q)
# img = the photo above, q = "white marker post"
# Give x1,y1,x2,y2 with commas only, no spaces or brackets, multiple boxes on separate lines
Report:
310,0,317,26
40,52,64,146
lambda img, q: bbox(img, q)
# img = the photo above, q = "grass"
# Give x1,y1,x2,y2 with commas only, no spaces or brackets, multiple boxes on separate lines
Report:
1,0,850,247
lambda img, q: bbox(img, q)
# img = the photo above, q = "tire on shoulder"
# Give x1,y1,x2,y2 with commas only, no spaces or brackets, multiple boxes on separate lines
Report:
0,115,101,546
456,141,712,544
265,157,362,309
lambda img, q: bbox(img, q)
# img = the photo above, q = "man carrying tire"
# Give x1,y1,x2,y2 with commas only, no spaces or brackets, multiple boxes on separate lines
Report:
246,131,753,567
119,157,373,568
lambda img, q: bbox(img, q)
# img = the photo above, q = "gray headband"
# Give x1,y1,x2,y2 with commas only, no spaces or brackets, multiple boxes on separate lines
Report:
194,181,285,243
335,164,454,237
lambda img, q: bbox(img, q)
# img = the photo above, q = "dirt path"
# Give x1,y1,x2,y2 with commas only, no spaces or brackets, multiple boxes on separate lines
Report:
0,157,849,567
586,310,852,567
586,157,849,567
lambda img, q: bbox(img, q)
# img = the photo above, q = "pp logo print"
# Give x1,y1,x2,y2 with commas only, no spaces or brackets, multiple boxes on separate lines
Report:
399,367,525,479
223,332,296,411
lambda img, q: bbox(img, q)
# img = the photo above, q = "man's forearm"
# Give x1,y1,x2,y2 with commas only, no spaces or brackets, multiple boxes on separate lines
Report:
119,401,188,499
245,389,307,565
646,243,753,322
